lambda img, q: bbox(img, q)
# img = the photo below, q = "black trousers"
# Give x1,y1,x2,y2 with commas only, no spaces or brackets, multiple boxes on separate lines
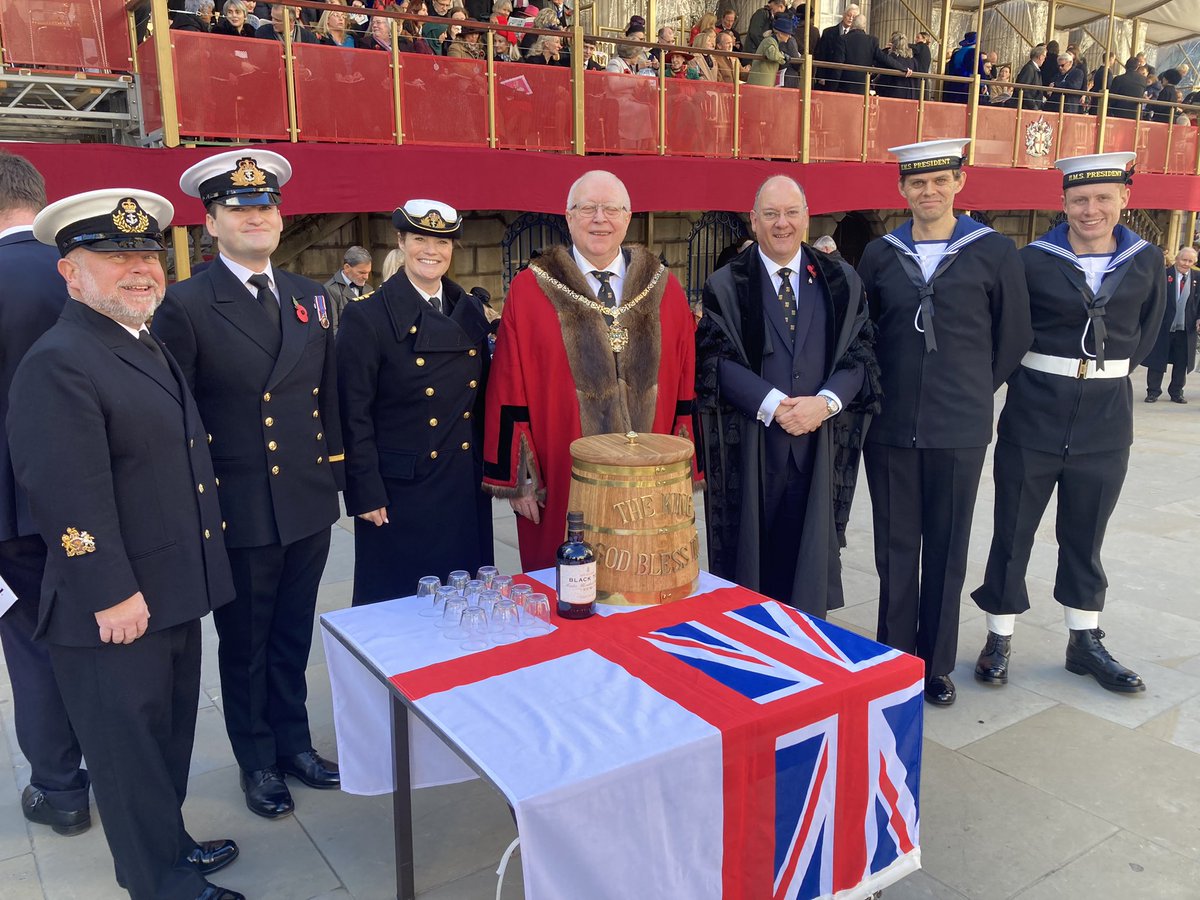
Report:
217,527,331,771
864,444,987,679
0,535,88,809
49,621,206,900
972,440,1129,615
1146,330,1190,398
759,463,813,609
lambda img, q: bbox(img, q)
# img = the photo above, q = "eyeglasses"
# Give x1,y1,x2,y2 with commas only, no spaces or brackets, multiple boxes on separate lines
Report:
757,208,807,223
570,203,629,218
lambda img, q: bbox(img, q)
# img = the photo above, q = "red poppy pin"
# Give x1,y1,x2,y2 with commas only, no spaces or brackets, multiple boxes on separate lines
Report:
806,264,817,283
1168,275,1174,283
292,298,309,324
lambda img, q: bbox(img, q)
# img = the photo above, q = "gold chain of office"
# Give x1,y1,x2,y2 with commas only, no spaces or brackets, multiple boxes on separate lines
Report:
531,264,666,353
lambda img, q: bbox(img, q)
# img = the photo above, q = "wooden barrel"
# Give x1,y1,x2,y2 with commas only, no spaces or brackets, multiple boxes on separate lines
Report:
567,432,699,605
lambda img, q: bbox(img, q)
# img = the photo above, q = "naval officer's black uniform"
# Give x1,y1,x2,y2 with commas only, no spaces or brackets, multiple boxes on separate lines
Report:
6,192,236,900
151,151,344,814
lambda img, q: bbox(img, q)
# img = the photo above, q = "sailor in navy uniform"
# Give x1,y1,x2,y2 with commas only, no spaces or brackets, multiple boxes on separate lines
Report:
152,150,344,819
857,139,1032,707
971,152,1166,693
336,200,494,604
8,190,241,900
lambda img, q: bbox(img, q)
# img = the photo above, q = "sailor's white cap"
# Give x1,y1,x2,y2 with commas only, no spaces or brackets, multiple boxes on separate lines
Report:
1055,151,1136,189
887,138,971,175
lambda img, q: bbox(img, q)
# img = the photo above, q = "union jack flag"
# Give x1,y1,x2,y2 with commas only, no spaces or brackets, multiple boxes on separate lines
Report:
332,581,925,900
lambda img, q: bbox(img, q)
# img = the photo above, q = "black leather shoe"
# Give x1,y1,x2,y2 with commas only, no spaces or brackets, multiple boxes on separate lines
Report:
185,839,239,876
278,749,340,789
1170,395,1188,404
974,631,1012,685
1145,394,1159,403
21,785,90,836
923,675,956,706
1065,628,1146,693
196,884,245,900
240,767,294,818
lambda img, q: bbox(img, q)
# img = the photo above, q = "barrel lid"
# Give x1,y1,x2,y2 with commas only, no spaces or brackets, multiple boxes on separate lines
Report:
570,432,694,466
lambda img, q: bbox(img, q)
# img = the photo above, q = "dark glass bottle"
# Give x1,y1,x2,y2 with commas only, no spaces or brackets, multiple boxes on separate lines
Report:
555,510,596,619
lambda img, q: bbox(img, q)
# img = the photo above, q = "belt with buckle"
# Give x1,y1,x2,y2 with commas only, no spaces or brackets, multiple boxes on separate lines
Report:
1021,351,1130,380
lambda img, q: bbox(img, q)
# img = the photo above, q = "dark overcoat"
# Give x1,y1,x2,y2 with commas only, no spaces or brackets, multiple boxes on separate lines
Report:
7,301,234,646
1142,265,1199,373
337,271,494,604
152,257,344,548
696,243,880,615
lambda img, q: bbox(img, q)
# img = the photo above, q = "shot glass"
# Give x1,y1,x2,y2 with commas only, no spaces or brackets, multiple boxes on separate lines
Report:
415,576,443,617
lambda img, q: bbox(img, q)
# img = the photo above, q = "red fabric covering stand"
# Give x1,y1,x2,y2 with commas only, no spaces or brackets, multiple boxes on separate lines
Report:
8,142,1198,225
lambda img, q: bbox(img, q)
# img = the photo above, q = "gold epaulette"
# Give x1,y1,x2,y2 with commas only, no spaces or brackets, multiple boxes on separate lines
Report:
354,288,375,302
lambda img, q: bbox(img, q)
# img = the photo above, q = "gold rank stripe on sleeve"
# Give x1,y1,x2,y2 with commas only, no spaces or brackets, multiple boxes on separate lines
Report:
327,453,345,463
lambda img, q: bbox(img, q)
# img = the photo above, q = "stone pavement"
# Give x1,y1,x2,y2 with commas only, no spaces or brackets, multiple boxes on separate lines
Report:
1,395,1198,900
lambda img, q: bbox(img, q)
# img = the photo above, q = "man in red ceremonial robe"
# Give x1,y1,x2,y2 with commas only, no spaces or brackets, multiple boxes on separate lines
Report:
483,170,699,570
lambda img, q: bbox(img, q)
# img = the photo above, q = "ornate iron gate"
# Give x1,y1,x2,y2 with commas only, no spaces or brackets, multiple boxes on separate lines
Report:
685,211,751,311
501,212,570,293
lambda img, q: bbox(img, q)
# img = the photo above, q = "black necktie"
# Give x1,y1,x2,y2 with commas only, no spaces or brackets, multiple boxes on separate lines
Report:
777,268,797,332
590,271,617,309
428,294,443,315
138,330,170,372
248,273,280,329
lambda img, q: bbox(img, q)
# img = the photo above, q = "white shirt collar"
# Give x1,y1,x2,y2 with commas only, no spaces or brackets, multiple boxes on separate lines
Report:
758,246,807,281
221,253,276,296
572,246,625,281
404,271,443,306
0,224,33,240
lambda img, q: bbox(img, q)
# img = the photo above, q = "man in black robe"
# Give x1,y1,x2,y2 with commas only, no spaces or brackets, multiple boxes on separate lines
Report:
857,139,1032,707
696,175,879,616
971,152,1166,694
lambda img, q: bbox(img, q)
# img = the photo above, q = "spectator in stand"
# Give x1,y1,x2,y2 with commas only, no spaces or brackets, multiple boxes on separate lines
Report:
213,0,256,36
717,9,742,52
814,3,857,91
256,4,318,42
397,11,434,53
490,2,518,45
992,63,1015,106
433,7,470,55
317,8,358,46
1155,68,1183,122
912,31,931,73
526,32,566,65
792,3,819,55
362,12,394,49
1041,39,1059,85
324,247,372,332
746,0,788,55
666,50,690,79
1109,58,1148,119
581,36,603,71
650,24,677,65
1091,52,1117,96
448,19,486,58
714,29,744,83
690,30,718,81
172,0,214,31
490,31,514,60
606,41,645,76
877,32,916,99
747,13,792,88
842,14,910,96
520,7,564,62
624,15,646,41
542,0,569,29
1049,50,1086,113
691,13,717,46
979,58,994,104
945,31,983,103
1016,45,1046,109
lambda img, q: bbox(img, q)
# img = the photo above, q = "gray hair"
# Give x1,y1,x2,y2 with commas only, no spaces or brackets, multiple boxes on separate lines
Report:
344,246,372,267
852,14,866,30
566,170,631,213
1030,46,1046,62
813,235,838,253
222,0,247,12
1177,246,1199,258
186,0,214,12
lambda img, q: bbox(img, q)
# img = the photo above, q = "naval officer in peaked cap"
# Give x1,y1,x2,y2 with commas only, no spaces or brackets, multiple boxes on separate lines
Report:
152,149,345,819
971,152,1165,694
7,189,241,900
337,199,495,605
856,139,1032,707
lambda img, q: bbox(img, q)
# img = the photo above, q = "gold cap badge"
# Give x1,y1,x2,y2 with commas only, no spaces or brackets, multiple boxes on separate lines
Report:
112,198,150,235
61,527,96,557
418,209,446,229
231,157,268,188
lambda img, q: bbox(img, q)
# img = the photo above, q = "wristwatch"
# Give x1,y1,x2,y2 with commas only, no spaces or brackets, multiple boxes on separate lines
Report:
822,395,838,418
